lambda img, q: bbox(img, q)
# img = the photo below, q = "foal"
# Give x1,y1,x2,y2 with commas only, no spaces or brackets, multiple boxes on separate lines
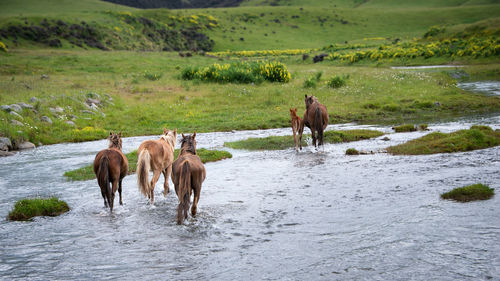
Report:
93,132,128,212
289,108,304,151
171,133,206,224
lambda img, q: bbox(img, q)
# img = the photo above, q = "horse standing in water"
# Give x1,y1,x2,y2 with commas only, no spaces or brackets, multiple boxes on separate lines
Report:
289,108,304,151
299,95,329,150
171,133,206,224
136,128,177,205
93,132,129,212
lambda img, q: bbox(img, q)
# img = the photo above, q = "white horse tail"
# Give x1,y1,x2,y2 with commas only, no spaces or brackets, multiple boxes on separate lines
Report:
137,149,151,199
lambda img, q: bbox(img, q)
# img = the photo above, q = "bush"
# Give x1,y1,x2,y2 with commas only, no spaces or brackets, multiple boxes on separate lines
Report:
181,61,291,84
8,197,70,221
346,148,359,155
441,183,494,202
0,41,8,52
303,77,317,88
144,71,162,81
327,75,348,88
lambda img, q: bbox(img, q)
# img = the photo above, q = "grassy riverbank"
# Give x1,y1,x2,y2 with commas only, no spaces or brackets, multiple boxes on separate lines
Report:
441,183,494,202
387,125,500,155
64,148,232,181
8,197,70,221
225,129,383,150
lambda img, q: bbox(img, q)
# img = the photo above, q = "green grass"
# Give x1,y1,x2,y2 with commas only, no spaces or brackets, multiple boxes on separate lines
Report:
387,125,500,155
441,183,494,202
345,148,360,155
393,124,417,132
224,129,384,150
64,148,232,181
8,197,70,221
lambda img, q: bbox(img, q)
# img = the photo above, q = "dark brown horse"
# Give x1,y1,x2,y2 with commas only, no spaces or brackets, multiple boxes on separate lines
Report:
93,132,129,212
299,95,329,149
171,133,206,224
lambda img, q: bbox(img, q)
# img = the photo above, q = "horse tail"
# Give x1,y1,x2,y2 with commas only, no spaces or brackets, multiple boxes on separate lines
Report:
137,149,151,199
177,161,191,224
315,106,324,146
97,154,112,208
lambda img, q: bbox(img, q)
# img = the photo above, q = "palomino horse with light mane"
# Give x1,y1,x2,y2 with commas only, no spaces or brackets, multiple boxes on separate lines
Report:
136,128,177,204
289,108,304,151
171,133,206,224
299,95,329,149
93,132,129,212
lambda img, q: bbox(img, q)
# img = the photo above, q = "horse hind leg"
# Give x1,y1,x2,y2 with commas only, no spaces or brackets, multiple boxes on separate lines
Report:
149,169,162,204
101,188,108,208
118,179,123,205
109,180,118,212
191,186,201,217
162,165,172,197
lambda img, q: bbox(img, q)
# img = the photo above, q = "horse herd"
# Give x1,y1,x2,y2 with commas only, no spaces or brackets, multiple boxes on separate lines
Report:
92,94,327,224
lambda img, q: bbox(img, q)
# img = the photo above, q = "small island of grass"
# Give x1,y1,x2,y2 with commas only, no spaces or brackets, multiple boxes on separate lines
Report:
8,197,70,221
224,129,384,150
64,148,232,181
387,125,500,155
441,183,494,202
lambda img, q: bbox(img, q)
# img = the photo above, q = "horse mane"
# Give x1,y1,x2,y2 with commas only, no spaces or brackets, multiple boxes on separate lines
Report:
180,136,196,155
160,131,176,148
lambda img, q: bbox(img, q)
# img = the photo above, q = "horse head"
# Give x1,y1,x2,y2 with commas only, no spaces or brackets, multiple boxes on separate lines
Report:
290,107,298,117
161,128,178,146
304,95,318,108
180,132,197,155
108,132,122,150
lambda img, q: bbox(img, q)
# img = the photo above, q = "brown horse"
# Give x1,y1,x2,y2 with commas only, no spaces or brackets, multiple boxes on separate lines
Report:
299,95,329,149
136,128,177,205
171,133,206,224
289,108,304,151
93,132,129,212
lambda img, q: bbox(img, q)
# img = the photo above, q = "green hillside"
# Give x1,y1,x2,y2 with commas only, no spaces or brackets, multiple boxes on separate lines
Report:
1,0,499,51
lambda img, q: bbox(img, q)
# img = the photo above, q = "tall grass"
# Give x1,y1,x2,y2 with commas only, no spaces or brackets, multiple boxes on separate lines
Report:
8,197,70,221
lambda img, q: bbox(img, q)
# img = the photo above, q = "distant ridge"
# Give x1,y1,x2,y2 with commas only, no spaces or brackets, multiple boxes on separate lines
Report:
101,0,245,9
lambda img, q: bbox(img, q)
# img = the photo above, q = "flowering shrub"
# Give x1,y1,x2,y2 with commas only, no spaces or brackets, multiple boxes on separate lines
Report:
71,126,107,142
0,41,7,52
181,61,291,83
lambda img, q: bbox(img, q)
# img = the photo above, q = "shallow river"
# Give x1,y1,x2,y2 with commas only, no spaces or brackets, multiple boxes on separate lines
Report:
1,85,499,280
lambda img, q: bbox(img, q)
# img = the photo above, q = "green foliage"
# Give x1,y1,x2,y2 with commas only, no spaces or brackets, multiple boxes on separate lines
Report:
0,41,7,52
181,61,291,84
64,148,232,181
387,125,500,155
327,75,348,89
393,124,417,132
441,183,494,202
8,197,70,221
224,129,383,150
303,76,317,89
424,25,446,38
346,148,360,155
143,71,163,81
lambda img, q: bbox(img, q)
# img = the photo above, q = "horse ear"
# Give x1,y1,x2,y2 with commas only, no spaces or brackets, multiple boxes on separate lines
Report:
109,132,113,136
118,131,122,137
305,94,308,98
163,128,167,134
193,132,196,139
182,133,185,138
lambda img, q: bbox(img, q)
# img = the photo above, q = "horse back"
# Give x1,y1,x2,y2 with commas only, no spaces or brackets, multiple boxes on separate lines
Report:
94,149,128,180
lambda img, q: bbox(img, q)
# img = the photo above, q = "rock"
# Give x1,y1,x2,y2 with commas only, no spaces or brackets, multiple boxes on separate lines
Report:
86,98,101,106
11,120,24,126
17,141,35,150
65,120,76,126
41,116,53,124
17,102,33,109
10,111,23,120
29,97,39,103
104,94,113,101
69,114,78,120
81,110,96,115
9,104,22,113
0,150,15,157
0,137,12,151
86,92,101,99
49,106,64,114
1,105,11,112
41,74,49,79
89,103,99,110
381,136,390,141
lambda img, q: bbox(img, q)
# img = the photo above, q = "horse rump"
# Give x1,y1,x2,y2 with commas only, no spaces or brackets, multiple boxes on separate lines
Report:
314,106,324,146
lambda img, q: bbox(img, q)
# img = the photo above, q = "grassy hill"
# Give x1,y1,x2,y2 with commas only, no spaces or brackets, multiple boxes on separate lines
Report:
1,0,499,51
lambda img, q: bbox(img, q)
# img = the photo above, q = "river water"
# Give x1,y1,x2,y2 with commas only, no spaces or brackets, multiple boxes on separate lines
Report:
1,83,499,280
